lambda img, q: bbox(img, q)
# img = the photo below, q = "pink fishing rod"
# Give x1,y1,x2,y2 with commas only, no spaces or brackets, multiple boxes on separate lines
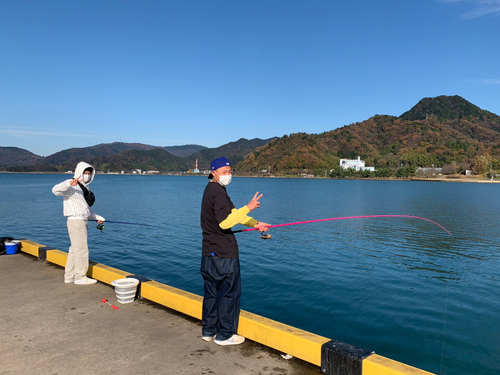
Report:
233,215,451,236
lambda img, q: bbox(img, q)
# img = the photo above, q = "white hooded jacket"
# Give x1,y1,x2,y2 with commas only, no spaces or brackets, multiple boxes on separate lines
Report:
52,161,105,221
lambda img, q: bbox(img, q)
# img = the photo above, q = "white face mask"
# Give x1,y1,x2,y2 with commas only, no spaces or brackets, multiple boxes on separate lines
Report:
217,174,232,187
83,174,92,183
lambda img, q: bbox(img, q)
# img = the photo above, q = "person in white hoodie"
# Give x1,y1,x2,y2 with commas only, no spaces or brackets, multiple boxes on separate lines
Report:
52,161,105,285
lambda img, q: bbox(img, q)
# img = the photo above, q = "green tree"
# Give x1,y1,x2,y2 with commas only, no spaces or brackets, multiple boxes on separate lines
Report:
313,168,328,176
329,166,346,178
375,167,393,178
344,167,357,178
360,169,374,178
471,154,492,174
397,165,417,178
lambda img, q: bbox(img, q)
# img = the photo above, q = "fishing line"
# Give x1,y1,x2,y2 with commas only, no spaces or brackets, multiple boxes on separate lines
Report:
233,215,452,236
437,239,457,375
440,280,450,375
91,220,167,228
89,219,168,232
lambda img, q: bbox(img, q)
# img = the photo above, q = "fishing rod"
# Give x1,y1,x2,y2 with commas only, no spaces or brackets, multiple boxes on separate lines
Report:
89,219,167,232
232,215,452,239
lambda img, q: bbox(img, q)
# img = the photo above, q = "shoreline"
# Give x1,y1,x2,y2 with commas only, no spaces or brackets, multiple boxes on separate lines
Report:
410,177,500,183
1,170,499,183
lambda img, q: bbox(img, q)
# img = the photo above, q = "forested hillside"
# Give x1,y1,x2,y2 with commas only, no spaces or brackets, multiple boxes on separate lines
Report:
0,147,41,167
162,144,207,158
188,138,276,169
39,142,158,166
237,96,500,176
88,149,189,172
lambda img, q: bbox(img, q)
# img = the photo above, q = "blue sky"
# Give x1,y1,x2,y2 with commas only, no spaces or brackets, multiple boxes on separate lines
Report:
1,0,499,156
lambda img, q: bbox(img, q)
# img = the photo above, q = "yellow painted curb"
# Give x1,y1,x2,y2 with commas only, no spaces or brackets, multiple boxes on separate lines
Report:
88,263,133,285
140,280,203,320
363,354,435,375
239,310,330,366
19,240,44,257
46,249,68,267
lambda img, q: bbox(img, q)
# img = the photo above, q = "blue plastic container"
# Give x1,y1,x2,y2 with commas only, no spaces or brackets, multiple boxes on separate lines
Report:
5,242,19,255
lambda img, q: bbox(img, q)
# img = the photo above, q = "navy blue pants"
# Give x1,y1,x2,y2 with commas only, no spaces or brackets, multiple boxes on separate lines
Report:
200,256,241,341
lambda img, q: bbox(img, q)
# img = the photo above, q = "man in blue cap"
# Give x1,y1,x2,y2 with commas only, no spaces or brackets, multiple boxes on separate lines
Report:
200,157,270,345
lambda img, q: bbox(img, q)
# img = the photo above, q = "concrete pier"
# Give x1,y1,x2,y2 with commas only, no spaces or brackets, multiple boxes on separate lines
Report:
0,253,319,375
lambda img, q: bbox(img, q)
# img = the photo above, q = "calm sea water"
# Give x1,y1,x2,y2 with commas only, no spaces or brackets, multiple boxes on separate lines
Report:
1,173,500,374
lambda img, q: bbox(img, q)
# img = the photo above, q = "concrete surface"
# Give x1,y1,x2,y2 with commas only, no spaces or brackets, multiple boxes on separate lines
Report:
0,253,320,375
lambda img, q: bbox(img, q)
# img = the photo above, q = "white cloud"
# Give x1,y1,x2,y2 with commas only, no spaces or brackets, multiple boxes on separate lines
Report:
442,0,500,19
465,78,500,85
0,126,96,138
481,79,500,85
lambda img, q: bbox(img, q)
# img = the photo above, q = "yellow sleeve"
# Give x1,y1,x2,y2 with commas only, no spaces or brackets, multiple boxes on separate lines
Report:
219,206,258,230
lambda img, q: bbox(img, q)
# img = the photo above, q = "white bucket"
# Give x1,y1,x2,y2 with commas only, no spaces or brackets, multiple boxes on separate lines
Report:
111,278,140,304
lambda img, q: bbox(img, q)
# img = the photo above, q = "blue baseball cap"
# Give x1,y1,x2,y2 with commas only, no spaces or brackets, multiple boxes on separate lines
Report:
209,157,231,179
211,157,231,171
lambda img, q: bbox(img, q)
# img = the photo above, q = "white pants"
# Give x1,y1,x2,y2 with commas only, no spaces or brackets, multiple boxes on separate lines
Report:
65,219,89,281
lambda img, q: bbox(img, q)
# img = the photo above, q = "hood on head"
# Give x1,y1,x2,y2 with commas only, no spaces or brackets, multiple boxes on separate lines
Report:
74,161,95,185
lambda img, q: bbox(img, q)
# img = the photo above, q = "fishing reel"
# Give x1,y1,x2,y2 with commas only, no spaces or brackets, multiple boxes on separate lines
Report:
96,223,105,233
259,233,272,240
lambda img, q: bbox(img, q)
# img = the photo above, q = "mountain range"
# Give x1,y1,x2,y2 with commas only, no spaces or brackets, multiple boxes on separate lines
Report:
2,95,500,175
0,138,276,172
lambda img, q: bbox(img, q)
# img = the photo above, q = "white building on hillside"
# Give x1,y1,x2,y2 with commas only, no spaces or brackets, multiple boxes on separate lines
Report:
339,156,375,172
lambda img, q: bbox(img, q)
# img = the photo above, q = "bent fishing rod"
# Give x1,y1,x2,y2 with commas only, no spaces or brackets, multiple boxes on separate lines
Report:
232,215,452,238
89,215,451,237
